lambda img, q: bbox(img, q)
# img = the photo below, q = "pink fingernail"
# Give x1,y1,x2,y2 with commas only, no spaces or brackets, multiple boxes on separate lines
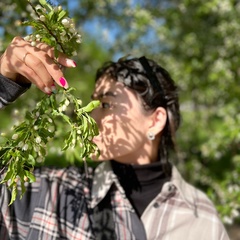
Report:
44,87,52,95
66,59,77,68
73,61,77,67
51,83,57,93
59,77,69,88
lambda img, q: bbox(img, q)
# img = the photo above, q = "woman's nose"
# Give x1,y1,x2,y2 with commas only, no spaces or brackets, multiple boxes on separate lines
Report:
90,108,100,125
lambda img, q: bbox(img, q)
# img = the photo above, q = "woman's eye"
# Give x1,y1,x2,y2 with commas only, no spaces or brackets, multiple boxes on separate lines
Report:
101,102,111,109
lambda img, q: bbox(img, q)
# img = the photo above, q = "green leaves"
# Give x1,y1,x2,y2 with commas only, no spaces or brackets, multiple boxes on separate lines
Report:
0,88,100,204
23,0,81,56
0,1,99,204
78,100,100,113
39,0,47,6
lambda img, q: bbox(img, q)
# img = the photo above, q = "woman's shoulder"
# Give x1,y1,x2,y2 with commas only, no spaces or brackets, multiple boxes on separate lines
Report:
32,165,94,188
170,166,218,214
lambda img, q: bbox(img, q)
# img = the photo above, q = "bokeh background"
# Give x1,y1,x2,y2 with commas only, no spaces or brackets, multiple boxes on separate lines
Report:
0,0,239,238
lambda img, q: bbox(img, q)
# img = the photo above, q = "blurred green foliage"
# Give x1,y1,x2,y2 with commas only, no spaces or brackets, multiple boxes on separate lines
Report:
0,0,239,226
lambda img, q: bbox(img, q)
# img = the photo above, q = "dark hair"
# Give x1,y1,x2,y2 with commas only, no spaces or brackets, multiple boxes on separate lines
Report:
95,56,180,175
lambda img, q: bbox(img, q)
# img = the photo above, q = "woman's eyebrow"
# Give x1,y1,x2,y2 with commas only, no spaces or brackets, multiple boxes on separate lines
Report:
91,91,117,99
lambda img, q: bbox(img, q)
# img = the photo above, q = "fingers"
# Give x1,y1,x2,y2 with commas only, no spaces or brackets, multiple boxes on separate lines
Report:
0,36,77,94
17,52,56,94
22,50,67,91
34,42,77,68
22,39,77,90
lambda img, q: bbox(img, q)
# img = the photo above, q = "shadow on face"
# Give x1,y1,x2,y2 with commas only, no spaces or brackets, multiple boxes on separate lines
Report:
91,76,154,165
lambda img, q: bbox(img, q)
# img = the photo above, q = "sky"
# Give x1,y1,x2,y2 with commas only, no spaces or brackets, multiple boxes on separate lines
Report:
67,0,117,47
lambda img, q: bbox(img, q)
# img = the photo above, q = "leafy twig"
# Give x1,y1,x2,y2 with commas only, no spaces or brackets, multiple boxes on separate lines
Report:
0,0,99,204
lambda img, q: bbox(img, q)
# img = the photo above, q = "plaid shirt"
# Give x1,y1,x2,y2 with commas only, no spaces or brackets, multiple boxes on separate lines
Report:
0,167,95,239
0,166,143,240
0,162,229,240
92,162,229,240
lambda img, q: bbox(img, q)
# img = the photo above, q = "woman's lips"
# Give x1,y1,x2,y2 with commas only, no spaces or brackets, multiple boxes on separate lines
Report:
93,136,101,143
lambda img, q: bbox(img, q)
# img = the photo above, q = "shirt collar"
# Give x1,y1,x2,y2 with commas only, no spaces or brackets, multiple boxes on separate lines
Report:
91,161,124,208
91,162,198,213
167,166,199,213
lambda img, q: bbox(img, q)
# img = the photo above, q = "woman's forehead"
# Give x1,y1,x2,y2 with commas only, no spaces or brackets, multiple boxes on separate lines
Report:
93,76,124,96
92,76,140,106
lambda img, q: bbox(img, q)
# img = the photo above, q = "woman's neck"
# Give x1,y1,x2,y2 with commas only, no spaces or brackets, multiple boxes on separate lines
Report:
113,140,160,165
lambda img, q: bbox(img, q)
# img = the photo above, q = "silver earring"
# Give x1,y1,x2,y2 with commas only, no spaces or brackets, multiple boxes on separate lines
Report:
147,131,155,140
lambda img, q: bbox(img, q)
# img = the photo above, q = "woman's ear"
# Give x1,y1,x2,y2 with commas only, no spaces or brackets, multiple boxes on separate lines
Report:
148,107,167,135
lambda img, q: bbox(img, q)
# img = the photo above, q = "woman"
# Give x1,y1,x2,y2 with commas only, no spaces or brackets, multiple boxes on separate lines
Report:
0,37,229,239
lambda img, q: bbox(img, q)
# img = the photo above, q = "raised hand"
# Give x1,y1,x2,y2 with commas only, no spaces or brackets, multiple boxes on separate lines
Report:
0,36,76,94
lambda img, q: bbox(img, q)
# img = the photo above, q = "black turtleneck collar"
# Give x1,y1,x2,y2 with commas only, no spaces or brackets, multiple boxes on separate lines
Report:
111,160,171,217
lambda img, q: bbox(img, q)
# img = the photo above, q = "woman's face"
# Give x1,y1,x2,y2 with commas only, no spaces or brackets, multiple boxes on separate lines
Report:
91,76,154,164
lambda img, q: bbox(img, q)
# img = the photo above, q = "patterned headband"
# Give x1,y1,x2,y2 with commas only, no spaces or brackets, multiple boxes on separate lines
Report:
138,56,165,99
